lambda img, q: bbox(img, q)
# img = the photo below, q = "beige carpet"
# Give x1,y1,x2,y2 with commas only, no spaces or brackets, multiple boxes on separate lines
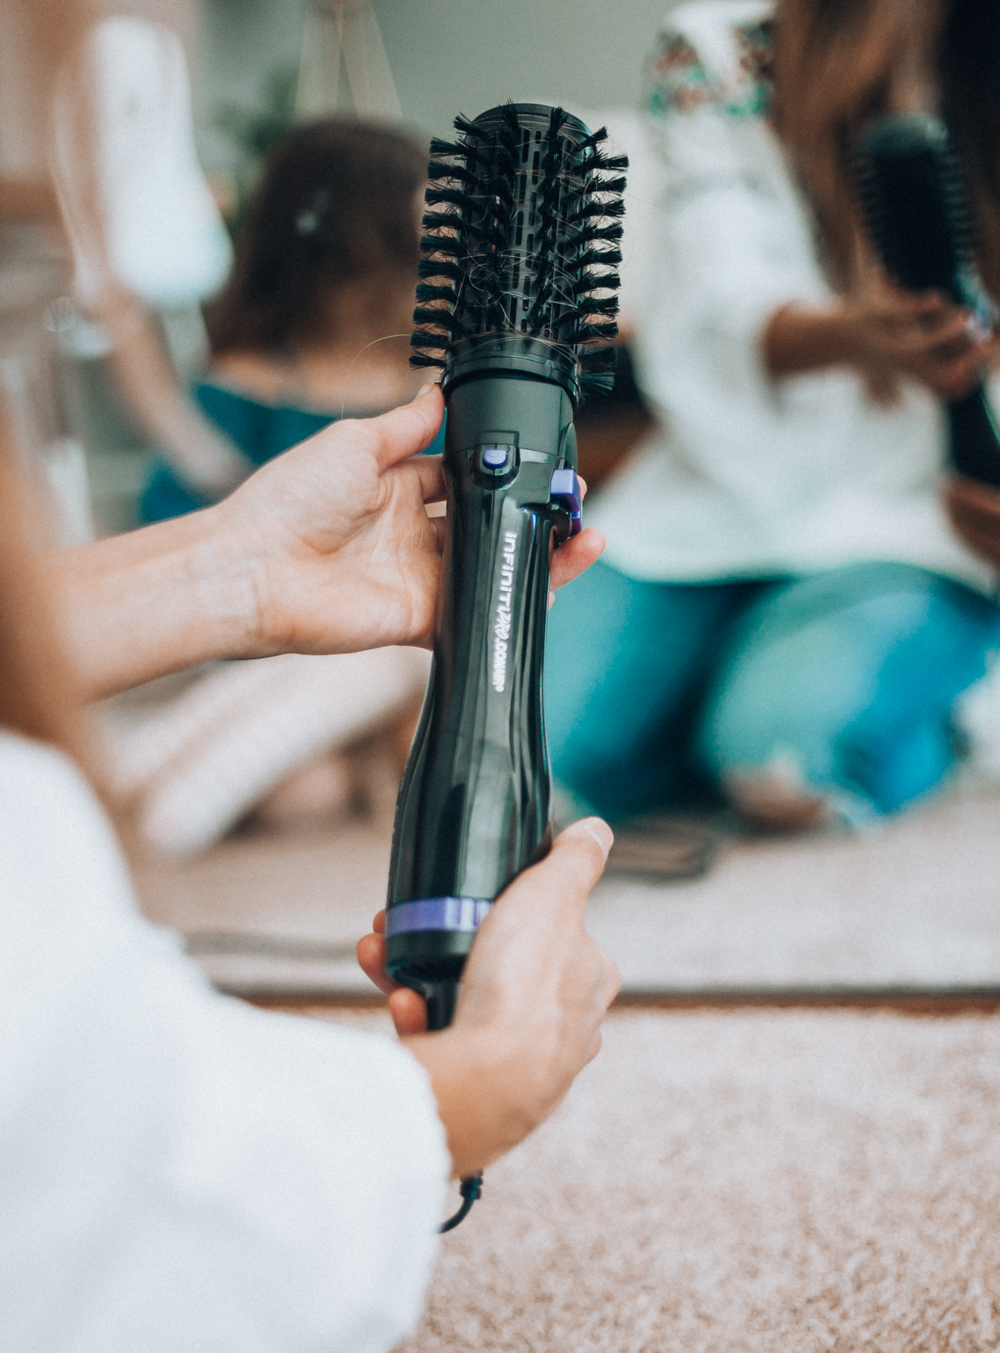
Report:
315,1007,1000,1352
136,786,1000,997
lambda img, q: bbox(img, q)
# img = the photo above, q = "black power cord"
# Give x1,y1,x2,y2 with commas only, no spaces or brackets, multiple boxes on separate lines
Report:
439,1173,483,1233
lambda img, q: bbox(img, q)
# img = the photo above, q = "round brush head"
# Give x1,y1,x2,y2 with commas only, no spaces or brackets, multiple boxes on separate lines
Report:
854,112,987,315
411,102,627,400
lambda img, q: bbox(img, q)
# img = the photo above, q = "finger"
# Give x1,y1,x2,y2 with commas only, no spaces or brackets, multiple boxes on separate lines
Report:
924,313,975,346
870,291,950,324
947,474,1000,517
899,290,953,317
389,986,429,1036
894,312,970,355
601,947,623,1006
551,527,605,591
923,353,982,400
367,384,446,471
946,479,1000,547
401,453,446,503
545,814,614,886
923,317,972,350
372,909,386,934
498,816,614,925
356,931,400,996
950,521,1000,559
584,1029,603,1065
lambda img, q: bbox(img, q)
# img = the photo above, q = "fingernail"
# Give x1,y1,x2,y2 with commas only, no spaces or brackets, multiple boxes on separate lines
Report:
416,382,434,398
578,816,614,861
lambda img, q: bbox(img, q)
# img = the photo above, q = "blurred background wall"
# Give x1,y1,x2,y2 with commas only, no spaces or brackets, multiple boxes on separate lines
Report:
195,0,674,167
78,0,675,533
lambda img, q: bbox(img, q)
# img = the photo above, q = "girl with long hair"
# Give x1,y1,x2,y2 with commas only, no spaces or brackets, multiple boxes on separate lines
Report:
547,0,1000,833
140,117,440,522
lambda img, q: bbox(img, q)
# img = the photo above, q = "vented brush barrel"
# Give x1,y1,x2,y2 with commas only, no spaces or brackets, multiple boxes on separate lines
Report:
855,112,1000,486
386,102,625,1025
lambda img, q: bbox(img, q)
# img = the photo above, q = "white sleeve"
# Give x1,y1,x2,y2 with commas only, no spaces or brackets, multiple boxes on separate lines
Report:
0,734,448,1353
634,11,830,429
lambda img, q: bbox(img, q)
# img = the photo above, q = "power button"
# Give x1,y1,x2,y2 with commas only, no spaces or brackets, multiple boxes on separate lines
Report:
479,444,511,473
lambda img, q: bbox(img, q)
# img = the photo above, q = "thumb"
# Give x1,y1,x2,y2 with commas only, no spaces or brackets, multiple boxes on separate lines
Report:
498,816,613,923
368,383,445,470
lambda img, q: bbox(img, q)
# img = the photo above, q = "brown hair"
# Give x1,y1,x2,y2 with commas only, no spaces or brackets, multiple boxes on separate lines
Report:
0,0,87,756
0,439,82,752
206,118,426,357
773,0,1000,295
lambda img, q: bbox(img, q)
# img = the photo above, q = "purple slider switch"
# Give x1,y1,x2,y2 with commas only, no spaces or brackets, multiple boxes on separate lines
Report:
549,467,583,534
481,445,509,469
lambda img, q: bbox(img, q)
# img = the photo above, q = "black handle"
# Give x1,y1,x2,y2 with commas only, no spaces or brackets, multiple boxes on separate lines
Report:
948,383,1000,487
385,368,576,1010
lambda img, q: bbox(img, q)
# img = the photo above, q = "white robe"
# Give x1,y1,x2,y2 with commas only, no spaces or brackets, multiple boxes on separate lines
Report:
0,731,448,1353
591,0,998,596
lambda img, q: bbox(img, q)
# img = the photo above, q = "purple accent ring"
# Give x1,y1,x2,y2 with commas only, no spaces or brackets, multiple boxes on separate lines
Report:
386,897,493,937
549,467,583,535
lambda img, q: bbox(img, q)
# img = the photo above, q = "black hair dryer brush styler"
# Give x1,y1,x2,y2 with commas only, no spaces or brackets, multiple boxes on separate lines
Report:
384,103,625,1229
855,111,1000,486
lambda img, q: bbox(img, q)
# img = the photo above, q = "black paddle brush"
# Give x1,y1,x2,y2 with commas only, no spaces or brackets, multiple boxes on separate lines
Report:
386,103,625,1036
855,111,1000,486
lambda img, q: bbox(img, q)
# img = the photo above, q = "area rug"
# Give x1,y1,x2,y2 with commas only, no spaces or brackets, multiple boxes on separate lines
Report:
135,786,1000,998
332,1006,1000,1352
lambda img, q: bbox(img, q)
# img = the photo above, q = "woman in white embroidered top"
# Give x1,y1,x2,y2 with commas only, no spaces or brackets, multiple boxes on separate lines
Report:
547,0,1000,829
0,4,618,1349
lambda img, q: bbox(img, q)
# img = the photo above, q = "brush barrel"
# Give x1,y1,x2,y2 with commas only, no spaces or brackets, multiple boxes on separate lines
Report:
948,384,1000,488
385,356,579,1022
857,114,1000,484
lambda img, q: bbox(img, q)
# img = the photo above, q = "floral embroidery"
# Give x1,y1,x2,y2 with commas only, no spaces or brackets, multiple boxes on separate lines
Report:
735,19,774,114
646,34,715,118
646,19,773,120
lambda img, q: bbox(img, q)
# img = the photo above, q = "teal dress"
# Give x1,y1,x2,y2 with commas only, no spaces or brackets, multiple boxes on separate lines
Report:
139,380,445,523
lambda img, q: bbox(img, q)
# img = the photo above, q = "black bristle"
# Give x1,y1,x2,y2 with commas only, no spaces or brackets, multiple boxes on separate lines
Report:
589,175,628,196
574,272,621,294
429,137,465,158
580,151,630,174
854,112,990,316
412,306,463,330
419,211,466,234
415,283,457,304
575,220,624,242
425,186,477,210
453,114,486,140
409,103,627,404
427,161,477,185
579,345,617,394
570,199,627,224
577,127,609,152
578,245,623,269
418,257,462,280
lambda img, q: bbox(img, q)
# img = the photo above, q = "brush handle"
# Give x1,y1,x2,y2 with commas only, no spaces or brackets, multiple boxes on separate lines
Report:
947,382,1000,488
385,369,578,1019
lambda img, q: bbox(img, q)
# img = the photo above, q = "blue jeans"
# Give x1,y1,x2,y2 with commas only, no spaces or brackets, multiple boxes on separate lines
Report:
544,559,1000,823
